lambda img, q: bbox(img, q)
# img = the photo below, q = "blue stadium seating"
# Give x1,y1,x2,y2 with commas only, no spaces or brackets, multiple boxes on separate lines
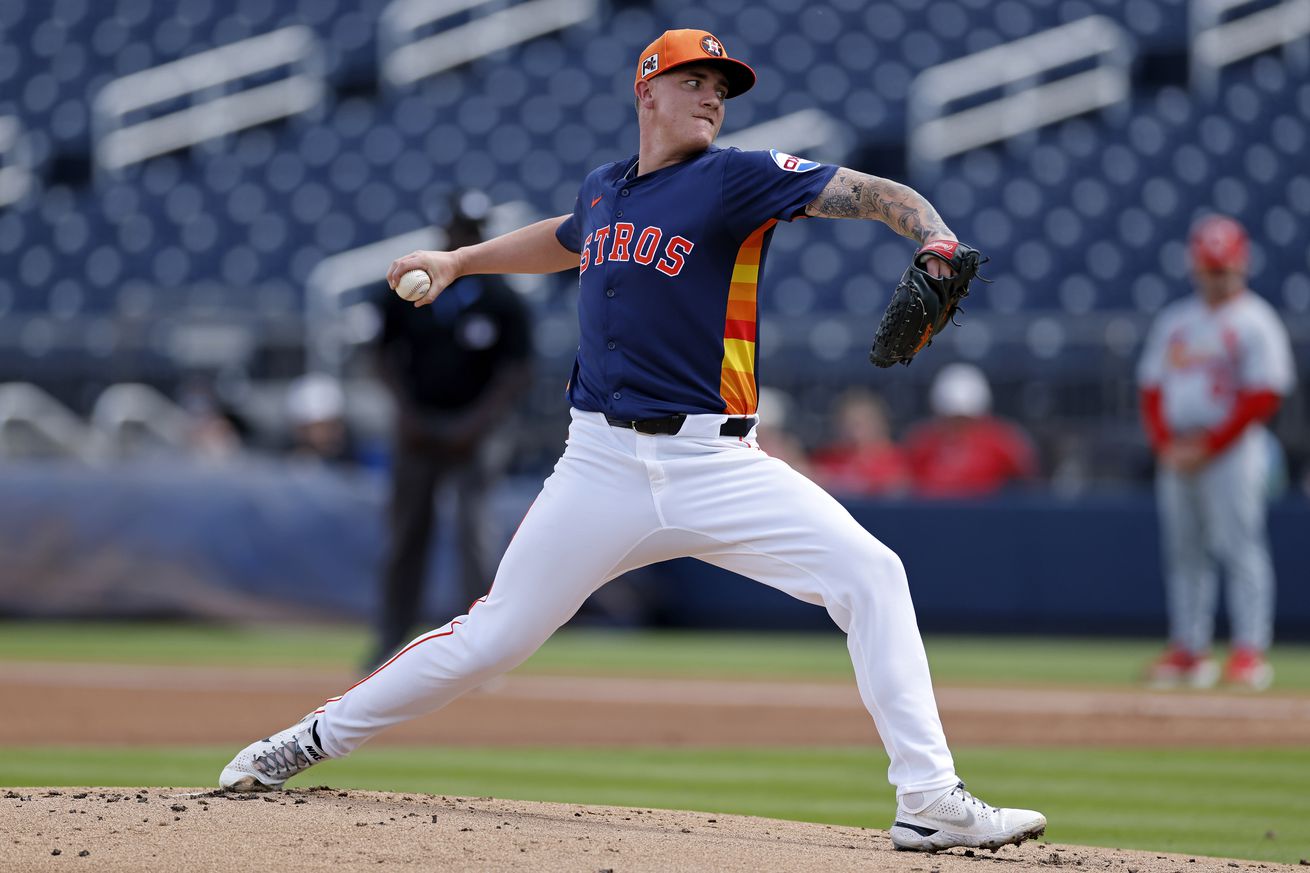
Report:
0,0,1306,358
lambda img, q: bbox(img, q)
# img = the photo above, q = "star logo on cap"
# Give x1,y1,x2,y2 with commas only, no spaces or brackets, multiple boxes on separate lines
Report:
700,36,724,57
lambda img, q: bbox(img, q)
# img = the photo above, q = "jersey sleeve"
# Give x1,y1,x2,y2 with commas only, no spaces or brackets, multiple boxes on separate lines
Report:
554,194,584,254
721,148,840,240
1139,386,1171,452
1238,303,1296,395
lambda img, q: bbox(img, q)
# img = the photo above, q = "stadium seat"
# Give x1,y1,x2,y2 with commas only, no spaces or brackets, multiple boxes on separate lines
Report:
0,0,1303,404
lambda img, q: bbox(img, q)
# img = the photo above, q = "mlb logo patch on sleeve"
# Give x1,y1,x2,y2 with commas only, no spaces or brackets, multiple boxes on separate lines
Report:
769,149,820,173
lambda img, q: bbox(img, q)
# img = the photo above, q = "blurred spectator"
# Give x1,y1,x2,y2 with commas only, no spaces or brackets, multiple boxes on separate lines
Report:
178,381,248,463
755,386,811,476
811,388,910,496
369,190,534,669
1138,215,1295,691
286,373,357,465
87,381,250,462
902,363,1037,498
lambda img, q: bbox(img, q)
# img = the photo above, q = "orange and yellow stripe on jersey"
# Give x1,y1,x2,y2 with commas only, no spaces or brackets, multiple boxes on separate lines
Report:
719,218,776,416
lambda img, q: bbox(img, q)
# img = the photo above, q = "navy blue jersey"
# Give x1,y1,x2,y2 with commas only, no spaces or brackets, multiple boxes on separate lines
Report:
556,146,838,419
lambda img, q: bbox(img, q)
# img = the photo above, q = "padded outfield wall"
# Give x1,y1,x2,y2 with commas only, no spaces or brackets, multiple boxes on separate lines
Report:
1,462,1307,638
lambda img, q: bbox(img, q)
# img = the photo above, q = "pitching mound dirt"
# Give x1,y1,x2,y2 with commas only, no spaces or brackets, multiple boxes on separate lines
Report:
3,788,1297,873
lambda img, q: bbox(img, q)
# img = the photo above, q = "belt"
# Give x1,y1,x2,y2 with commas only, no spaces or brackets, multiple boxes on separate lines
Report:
605,414,756,437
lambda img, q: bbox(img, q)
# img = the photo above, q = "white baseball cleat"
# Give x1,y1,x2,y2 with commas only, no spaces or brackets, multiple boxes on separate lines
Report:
890,782,1046,852
219,714,330,792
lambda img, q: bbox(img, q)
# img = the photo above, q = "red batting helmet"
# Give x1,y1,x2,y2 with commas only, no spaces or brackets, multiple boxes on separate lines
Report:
1189,214,1249,272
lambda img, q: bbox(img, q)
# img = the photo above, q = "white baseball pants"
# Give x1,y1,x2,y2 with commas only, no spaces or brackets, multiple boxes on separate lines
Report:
1157,427,1276,651
316,409,959,796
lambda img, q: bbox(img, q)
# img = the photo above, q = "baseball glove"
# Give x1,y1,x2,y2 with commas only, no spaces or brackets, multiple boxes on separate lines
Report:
869,240,985,368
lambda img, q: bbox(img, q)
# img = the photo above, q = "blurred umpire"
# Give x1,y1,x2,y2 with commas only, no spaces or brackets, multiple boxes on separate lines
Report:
369,190,534,670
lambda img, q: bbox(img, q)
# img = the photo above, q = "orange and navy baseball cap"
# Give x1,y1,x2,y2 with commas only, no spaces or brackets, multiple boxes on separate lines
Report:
1189,214,1249,272
635,29,756,99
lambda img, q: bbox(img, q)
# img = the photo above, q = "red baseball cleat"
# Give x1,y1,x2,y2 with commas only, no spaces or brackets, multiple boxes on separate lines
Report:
1145,645,1218,689
1222,647,1273,691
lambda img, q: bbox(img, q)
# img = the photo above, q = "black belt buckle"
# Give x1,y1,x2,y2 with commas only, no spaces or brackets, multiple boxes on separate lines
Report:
719,417,755,437
608,414,686,435
640,415,685,435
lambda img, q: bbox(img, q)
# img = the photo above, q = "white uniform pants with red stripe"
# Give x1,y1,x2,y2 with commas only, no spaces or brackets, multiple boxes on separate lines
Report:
316,409,958,796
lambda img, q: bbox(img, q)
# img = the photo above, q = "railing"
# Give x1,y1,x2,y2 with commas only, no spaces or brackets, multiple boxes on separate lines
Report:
87,383,195,460
92,26,327,174
1191,0,1310,94
0,116,34,209
379,0,598,89
907,16,1133,176
0,383,92,460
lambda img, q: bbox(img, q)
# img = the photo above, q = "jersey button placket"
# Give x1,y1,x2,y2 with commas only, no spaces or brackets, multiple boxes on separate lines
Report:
602,179,626,413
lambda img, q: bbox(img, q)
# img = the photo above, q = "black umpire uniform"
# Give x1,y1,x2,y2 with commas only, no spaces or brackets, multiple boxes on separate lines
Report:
370,196,534,668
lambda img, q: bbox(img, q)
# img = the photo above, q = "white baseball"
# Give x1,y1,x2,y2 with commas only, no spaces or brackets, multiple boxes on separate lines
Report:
395,269,432,302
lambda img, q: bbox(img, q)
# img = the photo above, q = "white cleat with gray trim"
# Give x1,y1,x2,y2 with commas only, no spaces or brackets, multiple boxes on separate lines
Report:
219,715,330,792
890,782,1046,852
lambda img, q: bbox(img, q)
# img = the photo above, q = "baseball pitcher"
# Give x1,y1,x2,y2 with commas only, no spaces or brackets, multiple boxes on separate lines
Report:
219,29,1044,852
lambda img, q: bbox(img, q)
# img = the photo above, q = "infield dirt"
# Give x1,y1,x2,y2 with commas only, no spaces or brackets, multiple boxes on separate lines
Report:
4,662,1309,746
5,662,1308,871
4,787,1302,873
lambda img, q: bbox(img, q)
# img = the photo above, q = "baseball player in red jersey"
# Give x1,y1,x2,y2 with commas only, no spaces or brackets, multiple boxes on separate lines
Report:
1139,215,1294,690
219,29,1046,852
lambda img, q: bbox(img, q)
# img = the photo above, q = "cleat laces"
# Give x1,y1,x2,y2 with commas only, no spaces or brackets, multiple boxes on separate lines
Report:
252,735,314,780
947,782,992,817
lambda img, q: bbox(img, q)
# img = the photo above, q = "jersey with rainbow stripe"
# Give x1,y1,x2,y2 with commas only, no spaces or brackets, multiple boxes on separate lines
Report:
556,146,838,421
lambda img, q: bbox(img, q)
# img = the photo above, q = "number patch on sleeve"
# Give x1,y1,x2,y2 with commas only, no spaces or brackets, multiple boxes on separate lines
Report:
769,149,821,173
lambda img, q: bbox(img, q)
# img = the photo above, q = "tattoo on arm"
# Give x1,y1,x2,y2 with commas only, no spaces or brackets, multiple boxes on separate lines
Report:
805,168,952,243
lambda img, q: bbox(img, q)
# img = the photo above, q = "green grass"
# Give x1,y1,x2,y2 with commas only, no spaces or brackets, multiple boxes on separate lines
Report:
4,622,1309,861
2,621,1310,689
0,622,367,668
2,745,1306,863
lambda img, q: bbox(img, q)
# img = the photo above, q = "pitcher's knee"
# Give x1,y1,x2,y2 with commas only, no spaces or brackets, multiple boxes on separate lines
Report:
855,536,908,585
454,625,547,680
459,640,531,679
836,538,909,607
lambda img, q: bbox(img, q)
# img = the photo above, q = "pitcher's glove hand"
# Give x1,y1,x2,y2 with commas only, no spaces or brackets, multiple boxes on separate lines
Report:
870,240,985,368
